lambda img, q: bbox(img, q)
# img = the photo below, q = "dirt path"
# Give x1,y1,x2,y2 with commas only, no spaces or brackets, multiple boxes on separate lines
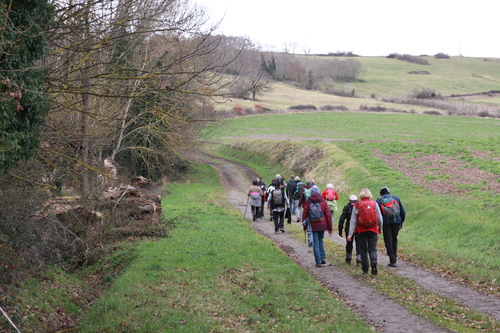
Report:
193,152,500,332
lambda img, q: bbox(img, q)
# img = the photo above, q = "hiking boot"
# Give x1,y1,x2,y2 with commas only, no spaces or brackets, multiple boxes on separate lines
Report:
362,270,369,275
371,267,378,275
315,263,324,267
388,263,397,267
275,231,279,234
321,260,326,264
345,258,351,265
280,228,285,233
252,215,256,221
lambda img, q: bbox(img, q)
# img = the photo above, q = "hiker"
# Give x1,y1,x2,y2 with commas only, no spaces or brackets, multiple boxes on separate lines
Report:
376,187,406,267
267,179,290,234
257,177,266,218
322,183,339,223
347,187,383,275
247,179,264,221
302,185,332,267
266,179,277,221
338,195,361,266
297,180,314,222
292,176,304,220
286,175,298,218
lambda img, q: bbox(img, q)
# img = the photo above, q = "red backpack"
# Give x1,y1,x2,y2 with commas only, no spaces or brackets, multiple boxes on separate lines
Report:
355,200,378,229
326,188,335,201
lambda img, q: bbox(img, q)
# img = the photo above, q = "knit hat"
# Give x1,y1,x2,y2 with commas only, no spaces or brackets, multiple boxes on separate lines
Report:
306,180,312,185
349,194,358,201
380,187,390,195
311,185,320,195
326,183,334,189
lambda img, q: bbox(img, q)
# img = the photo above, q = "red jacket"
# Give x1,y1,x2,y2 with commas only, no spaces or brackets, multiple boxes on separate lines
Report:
302,193,332,232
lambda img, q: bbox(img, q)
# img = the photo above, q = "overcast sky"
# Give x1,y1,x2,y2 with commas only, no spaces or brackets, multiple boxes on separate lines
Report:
194,0,498,58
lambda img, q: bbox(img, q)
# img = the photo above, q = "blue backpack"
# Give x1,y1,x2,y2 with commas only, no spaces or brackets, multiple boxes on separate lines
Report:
308,202,323,223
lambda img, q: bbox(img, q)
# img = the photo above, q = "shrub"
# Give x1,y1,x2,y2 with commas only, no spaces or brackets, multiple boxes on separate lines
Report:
233,104,245,115
288,104,317,110
423,110,442,116
387,53,429,65
434,52,450,59
319,105,348,111
408,87,440,99
254,104,263,113
325,87,356,97
326,51,359,57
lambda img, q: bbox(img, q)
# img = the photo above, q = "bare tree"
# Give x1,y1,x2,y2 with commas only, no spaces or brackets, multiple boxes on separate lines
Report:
38,0,235,192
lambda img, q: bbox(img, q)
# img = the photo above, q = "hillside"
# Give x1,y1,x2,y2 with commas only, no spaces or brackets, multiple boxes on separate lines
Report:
212,55,500,116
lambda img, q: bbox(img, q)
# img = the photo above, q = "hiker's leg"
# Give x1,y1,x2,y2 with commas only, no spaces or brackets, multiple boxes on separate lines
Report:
278,210,285,229
367,232,378,274
272,210,279,232
383,224,397,264
356,233,369,273
312,231,322,264
317,230,325,261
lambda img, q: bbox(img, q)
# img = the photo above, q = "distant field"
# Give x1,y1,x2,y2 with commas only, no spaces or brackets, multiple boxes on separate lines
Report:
337,56,500,98
212,56,500,114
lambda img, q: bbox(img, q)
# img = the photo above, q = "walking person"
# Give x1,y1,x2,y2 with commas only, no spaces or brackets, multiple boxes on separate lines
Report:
257,177,266,218
347,188,383,275
338,195,360,265
247,179,264,221
322,183,339,223
376,187,406,267
292,176,304,221
297,180,314,222
267,179,290,234
302,185,332,267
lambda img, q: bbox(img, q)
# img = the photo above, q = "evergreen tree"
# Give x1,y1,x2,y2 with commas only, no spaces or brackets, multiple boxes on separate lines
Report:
0,0,54,174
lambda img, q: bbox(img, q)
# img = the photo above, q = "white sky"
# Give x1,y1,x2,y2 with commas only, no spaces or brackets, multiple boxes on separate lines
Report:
194,0,499,58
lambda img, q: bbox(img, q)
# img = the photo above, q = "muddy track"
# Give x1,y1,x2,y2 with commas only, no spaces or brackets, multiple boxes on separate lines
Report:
193,152,500,332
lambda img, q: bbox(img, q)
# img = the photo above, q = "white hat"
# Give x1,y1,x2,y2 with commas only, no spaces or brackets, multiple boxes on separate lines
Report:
327,184,334,189
349,195,358,201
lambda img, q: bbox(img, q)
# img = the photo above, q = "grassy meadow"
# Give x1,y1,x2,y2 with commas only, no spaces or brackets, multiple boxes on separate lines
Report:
205,111,500,296
213,56,500,113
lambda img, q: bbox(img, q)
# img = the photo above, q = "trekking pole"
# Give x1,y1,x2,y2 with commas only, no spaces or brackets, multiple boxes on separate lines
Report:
243,196,249,218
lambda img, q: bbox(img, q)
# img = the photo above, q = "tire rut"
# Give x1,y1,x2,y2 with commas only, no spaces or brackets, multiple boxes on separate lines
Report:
194,152,500,332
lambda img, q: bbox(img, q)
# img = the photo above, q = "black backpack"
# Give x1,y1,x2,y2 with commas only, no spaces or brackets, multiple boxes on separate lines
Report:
272,188,285,206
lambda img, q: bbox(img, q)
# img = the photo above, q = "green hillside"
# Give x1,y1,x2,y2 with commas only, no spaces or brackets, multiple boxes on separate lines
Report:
213,56,500,115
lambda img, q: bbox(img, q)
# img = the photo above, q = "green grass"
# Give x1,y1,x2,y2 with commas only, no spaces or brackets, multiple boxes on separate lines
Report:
204,112,500,296
77,164,371,332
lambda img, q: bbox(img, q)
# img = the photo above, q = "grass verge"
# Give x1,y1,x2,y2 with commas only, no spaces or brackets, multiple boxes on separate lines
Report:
76,164,371,332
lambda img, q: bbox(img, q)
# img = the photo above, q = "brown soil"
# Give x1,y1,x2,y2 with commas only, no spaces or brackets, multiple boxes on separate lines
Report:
193,151,500,332
373,151,500,196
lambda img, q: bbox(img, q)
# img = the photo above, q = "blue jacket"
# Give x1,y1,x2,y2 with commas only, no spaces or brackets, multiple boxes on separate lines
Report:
376,194,406,224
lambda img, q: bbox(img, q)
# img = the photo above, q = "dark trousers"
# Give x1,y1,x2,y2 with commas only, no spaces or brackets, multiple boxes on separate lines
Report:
251,205,261,220
383,223,400,264
355,231,378,273
272,210,285,231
